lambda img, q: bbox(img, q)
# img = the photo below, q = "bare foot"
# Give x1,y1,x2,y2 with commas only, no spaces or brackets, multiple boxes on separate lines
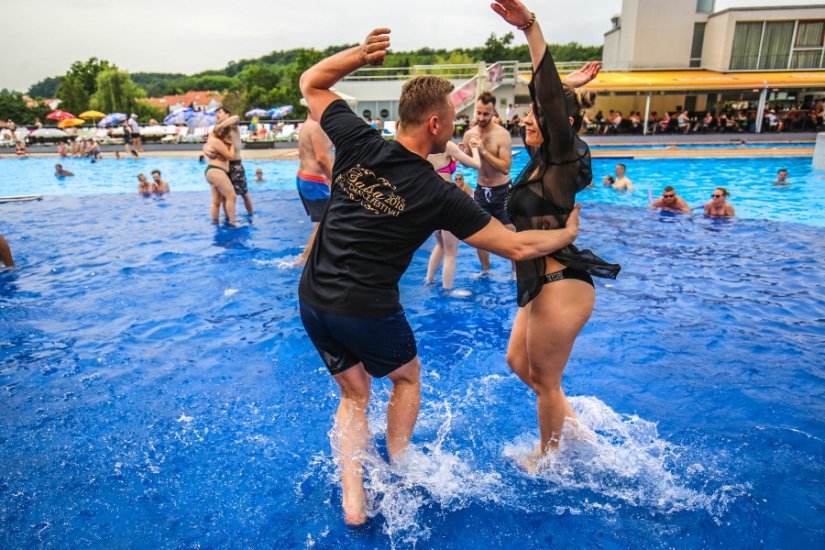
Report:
341,480,367,526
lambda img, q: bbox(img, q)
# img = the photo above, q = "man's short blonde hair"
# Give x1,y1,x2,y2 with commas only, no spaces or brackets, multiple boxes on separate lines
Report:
398,76,454,127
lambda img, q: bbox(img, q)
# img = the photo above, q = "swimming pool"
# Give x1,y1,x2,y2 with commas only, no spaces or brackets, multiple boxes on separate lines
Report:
2,168,823,548
3,153,820,227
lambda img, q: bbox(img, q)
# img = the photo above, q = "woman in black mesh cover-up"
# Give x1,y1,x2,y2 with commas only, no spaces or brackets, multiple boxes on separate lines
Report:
492,0,620,462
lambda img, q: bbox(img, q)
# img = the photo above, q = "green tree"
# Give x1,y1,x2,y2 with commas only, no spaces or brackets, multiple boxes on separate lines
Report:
0,89,30,123
57,57,113,114
90,68,145,116
481,32,515,62
28,76,63,99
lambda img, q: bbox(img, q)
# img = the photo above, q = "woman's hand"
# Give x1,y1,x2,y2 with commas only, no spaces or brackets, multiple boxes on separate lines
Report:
562,62,601,89
490,0,533,28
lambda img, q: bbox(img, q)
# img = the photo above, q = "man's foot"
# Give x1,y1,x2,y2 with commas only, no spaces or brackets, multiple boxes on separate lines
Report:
342,482,367,526
470,270,490,280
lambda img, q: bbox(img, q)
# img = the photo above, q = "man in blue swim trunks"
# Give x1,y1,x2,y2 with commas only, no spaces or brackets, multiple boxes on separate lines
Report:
299,27,581,526
295,110,334,266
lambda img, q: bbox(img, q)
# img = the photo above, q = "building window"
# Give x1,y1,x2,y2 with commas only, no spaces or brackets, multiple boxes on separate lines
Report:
759,21,794,69
791,20,825,69
696,0,714,14
690,22,706,67
730,22,763,70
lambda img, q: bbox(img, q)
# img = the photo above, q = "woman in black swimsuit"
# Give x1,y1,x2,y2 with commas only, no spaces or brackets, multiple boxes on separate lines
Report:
492,0,620,462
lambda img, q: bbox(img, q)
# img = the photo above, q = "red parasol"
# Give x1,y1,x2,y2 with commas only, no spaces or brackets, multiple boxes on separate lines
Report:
46,110,76,121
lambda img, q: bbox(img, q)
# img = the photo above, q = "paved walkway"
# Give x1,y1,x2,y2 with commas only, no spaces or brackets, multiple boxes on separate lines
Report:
3,133,817,160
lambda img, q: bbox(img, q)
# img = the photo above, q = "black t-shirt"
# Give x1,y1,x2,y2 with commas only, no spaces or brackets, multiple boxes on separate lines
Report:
299,100,490,318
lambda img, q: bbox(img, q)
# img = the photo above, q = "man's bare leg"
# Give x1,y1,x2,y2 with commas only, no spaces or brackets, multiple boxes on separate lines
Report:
296,223,320,267
333,364,372,525
240,193,254,216
385,356,421,461
476,249,491,273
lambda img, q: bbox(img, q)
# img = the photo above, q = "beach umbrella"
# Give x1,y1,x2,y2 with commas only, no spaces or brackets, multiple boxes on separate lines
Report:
163,108,194,125
30,128,68,138
46,110,76,121
186,112,216,128
268,105,294,119
245,108,269,118
79,110,106,120
58,118,86,128
98,113,127,127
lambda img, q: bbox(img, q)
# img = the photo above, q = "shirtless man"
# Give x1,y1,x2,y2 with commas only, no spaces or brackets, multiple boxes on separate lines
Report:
704,187,735,217
774,169,789,186
215,107,254,217
612,163,634,191
54,164,74,177
651,185,690,213
463,91,513,273
295,111,334,267
151,169,170,194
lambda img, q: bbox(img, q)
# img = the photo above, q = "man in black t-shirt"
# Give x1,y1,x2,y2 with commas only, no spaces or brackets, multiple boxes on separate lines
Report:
299,28,581,526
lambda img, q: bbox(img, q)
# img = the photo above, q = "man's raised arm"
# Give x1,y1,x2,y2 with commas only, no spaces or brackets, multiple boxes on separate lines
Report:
300,28,391,122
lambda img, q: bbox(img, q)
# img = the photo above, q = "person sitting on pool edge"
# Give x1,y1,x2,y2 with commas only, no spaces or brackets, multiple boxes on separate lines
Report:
299,27,581,526
704,187,735,218
55,164,74,178
651,185,690,214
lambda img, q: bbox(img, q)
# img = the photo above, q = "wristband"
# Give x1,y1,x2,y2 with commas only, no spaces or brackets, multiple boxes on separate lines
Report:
517,12,536,31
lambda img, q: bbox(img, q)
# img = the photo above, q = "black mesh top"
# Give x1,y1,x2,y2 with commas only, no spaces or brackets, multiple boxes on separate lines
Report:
506,47,621,307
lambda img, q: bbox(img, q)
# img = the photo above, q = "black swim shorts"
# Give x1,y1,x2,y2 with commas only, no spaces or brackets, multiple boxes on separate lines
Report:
474,182,512,225
299,195,328,222
299,299,417,378
123,133,132,145
228,160,248,196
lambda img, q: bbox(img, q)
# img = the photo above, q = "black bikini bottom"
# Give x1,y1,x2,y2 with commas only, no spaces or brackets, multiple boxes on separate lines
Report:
542,267,594,288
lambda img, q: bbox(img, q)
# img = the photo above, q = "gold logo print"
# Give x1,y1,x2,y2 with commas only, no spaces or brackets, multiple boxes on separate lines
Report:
335,165,406,217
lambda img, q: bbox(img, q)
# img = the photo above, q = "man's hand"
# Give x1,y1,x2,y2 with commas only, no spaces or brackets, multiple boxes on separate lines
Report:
363,28,391,66
468,136,483,149
564,204,581,244
562,61,601,89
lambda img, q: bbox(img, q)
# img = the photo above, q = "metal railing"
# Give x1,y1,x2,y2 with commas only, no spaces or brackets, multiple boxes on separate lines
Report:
342,60,589,82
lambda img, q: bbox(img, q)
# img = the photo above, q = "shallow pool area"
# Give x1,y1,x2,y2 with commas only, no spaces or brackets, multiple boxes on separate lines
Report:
3,153,822,227
1,184,823,547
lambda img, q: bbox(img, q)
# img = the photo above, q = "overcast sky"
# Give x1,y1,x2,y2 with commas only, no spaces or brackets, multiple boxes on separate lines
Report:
1,0,802,93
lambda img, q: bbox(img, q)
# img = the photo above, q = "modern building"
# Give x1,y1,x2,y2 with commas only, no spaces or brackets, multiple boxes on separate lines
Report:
335,0,825,133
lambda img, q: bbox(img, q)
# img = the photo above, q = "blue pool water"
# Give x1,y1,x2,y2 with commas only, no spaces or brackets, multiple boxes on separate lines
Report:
2,153,821,227
1,160,824,547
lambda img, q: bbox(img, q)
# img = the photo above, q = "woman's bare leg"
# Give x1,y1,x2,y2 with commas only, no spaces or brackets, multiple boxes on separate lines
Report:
526,279,594,453
207,170,237,225
441,231,459,290
425,231,444,285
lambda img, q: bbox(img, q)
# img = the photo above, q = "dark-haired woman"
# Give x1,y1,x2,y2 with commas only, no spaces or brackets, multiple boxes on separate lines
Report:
491,0,620,463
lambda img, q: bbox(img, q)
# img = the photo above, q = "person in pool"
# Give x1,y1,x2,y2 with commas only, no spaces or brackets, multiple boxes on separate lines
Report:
215,107,254,218
0,235,13,267
492,0,620,467
55,164,74,177
255,168,264,182
651,185,690,213
295,110,334,268
299,27,581,525
203,124,237,225
151,170,169,194
136,173,153,195
704,187,735,217
774,169,789,187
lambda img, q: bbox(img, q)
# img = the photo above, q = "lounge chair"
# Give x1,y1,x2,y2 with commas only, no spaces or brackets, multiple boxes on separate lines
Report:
275,124,296,141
